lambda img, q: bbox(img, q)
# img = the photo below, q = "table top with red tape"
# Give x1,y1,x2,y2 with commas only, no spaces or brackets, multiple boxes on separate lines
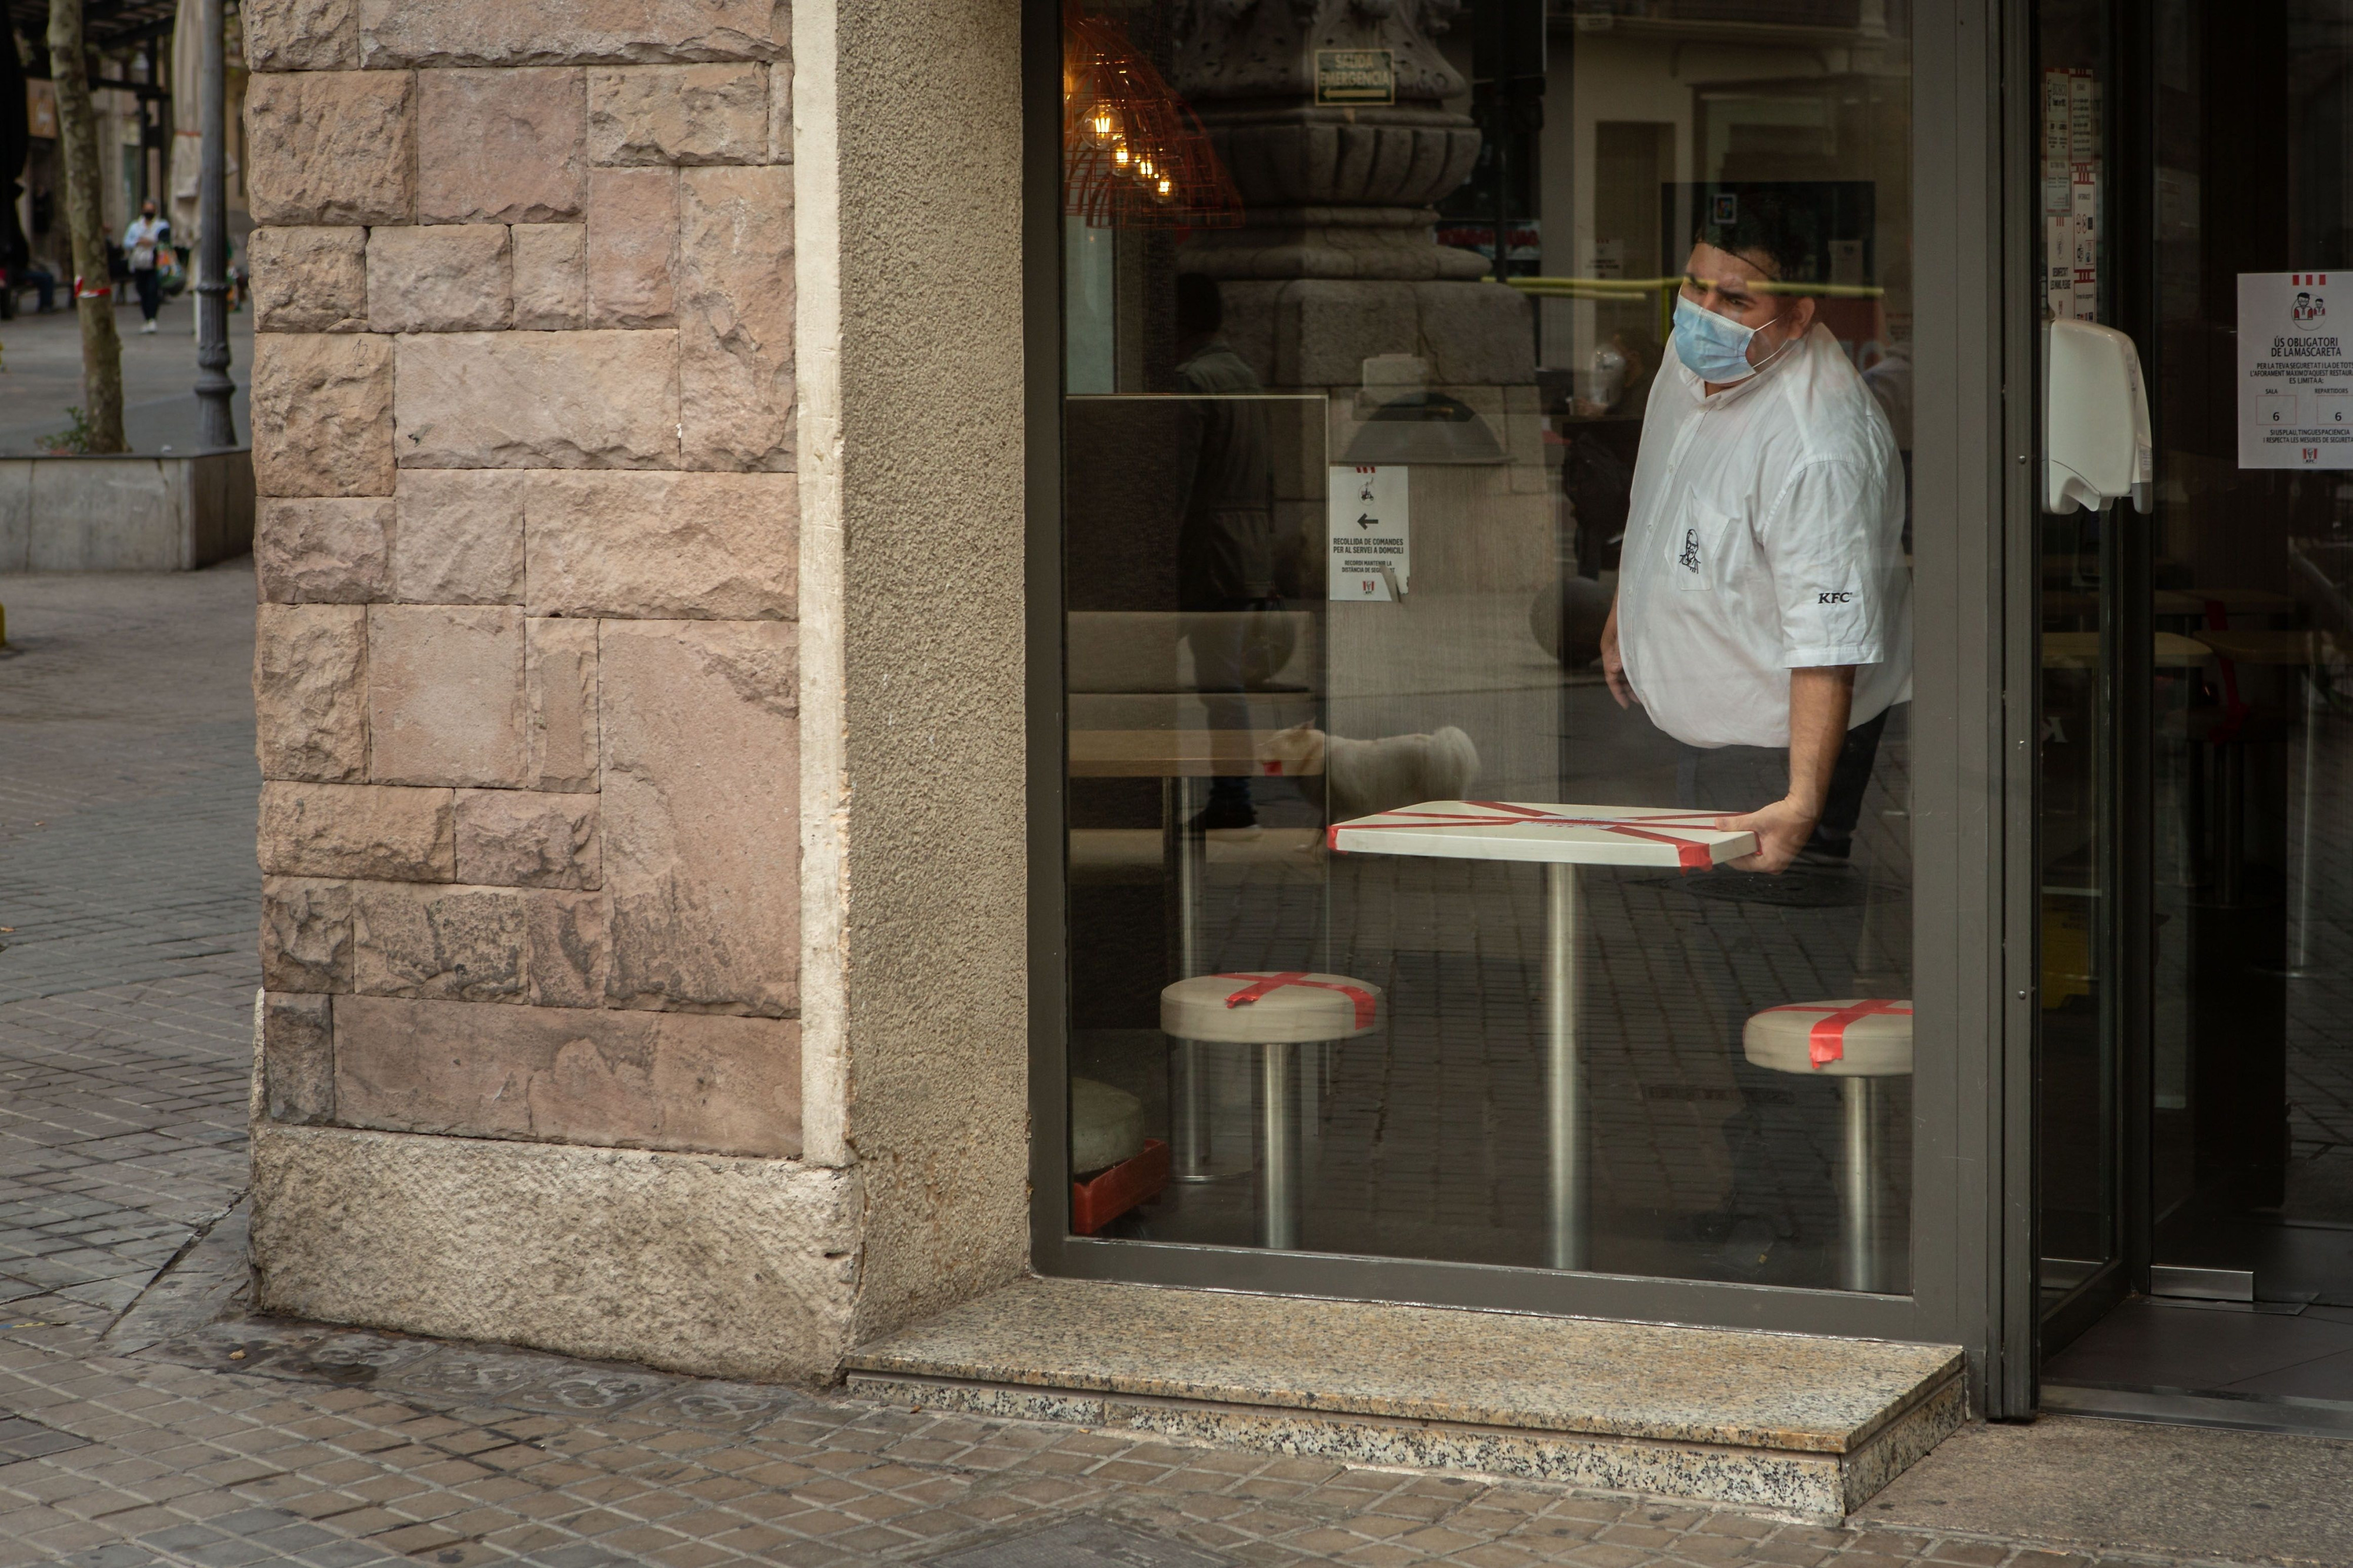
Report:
1328,800,1759,870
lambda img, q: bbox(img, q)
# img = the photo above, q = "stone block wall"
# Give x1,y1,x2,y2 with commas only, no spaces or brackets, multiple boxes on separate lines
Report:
248,7,800,1156
242,0,854,1380
241,0,1030,1384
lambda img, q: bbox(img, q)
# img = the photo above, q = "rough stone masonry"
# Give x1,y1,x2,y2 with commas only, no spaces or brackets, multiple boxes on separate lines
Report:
239,0,869,1383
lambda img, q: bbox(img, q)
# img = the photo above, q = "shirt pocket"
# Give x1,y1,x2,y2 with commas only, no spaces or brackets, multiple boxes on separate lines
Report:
1668,502,1738,592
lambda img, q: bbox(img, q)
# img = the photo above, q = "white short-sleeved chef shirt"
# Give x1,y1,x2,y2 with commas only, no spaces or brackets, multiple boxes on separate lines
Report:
1617,322,1912,750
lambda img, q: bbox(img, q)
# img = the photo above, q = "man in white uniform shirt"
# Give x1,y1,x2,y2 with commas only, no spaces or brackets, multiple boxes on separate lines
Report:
1595,203,1910,1278
1600,209,1910,873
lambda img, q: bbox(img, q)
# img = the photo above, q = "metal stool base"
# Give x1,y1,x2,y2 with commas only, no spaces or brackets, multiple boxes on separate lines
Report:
1839,1075,1891,1293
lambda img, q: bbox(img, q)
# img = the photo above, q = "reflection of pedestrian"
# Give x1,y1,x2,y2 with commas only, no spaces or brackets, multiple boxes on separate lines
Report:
1171,273,1281,833
122,200,169,333
1561,428,1632,577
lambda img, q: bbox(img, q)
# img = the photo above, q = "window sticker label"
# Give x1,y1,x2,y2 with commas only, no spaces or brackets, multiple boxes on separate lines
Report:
2239,272,2353,469
1328,464,1409,602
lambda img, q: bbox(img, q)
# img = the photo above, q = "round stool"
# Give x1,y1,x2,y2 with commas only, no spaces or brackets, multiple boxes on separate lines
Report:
1161,971,1382,1250
1742,999,1914,1293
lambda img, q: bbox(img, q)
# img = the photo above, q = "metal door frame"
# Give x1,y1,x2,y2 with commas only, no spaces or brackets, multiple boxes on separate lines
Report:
1026,0,2027,1404
2008,0,2171,1409
1994,0,2045,1419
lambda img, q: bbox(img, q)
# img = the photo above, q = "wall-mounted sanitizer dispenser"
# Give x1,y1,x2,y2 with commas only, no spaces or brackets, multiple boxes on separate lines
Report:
2046,318,2155,514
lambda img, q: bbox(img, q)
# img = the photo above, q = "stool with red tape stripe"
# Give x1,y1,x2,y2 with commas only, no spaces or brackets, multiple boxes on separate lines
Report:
1742,999,1913,1293
1160,972,1382,1250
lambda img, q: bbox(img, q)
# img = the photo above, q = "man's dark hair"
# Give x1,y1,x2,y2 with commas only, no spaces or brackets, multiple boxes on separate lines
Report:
1175,272,1223,340
1694,192,1822,286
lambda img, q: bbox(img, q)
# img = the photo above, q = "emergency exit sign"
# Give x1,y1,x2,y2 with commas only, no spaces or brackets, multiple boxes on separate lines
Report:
1315,50,1394,106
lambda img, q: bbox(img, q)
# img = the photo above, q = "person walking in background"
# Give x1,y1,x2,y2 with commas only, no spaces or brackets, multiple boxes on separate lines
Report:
18,250,56,313
121,199,169,334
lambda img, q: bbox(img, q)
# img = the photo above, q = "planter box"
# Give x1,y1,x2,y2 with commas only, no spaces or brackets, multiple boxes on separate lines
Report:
0,449,255,571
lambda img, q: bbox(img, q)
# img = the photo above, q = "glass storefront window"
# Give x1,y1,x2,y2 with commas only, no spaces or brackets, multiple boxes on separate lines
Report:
1059,0,1918,1293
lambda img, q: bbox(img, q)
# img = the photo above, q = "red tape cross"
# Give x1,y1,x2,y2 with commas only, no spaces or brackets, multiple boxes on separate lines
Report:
1760,999,1912,1069
1220,971,1377,1031
1328,801,1729,870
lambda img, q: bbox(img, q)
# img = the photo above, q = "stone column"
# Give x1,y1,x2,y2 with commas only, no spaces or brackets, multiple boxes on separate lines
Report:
1173,0,1532,393
1173,0,1555,789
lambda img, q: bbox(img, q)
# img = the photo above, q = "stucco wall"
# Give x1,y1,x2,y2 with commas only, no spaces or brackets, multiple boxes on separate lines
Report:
817,0,1032,1342
243,0,1029,1376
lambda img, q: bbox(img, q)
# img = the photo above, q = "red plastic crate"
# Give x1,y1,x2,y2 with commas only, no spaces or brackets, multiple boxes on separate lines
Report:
1070,1138,1170,1235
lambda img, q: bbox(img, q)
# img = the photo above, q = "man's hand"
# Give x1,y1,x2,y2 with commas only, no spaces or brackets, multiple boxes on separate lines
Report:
1723,665,1855,873
1601,598,1637,709
1722,796,1819,873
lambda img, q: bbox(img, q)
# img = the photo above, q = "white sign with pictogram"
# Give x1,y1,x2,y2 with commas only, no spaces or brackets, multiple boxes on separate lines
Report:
1328,464,1409,602
2239,272,2353,469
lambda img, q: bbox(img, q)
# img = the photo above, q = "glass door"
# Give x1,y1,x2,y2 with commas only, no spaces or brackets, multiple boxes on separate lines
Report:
2034,0,2353,1426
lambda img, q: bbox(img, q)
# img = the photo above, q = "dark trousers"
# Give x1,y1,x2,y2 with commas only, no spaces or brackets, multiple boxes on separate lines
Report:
1802,708,1889,859
1185,597,1281,814
133,268,161,321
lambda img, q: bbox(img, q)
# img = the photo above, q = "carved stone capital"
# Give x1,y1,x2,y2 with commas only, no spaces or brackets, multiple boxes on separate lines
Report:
1175,0,1468,105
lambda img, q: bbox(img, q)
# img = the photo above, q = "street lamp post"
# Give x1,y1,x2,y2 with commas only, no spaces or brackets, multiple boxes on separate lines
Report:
192,0,232,448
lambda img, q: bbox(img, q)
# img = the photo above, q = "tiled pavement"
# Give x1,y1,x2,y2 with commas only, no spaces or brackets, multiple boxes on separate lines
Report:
0,565,2328,1568
1,565,259,1327
0,1310,2158,1568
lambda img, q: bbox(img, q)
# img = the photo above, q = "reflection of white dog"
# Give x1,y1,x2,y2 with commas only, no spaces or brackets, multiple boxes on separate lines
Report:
1259,723,1482,820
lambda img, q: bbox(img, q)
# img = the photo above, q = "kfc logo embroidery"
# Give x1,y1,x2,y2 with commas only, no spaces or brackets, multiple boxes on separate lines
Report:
1818,590,1855,605
1679,527,1703,573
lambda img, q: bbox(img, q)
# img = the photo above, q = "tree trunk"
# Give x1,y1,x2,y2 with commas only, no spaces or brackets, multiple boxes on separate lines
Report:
48,0,122,453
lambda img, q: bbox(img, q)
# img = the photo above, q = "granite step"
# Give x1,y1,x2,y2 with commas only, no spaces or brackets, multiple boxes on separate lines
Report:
844,1277,1966,1523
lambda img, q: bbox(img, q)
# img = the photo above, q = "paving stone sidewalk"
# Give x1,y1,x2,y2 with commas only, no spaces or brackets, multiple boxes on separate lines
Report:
0,565,2339,1568
0,1307,2224,1568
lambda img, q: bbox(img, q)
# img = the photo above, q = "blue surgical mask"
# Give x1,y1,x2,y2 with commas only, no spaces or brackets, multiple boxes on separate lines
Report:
1673,293,1779,384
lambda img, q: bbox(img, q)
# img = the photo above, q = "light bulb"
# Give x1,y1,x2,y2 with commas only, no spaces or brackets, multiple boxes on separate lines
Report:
1112,142,1132,171
1136,156,1156,179
1087,104,1118,144
1155,176,1174,198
